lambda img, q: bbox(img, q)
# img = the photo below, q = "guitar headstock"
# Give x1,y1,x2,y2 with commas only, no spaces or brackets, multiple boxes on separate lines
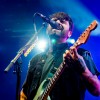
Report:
74,20,98,48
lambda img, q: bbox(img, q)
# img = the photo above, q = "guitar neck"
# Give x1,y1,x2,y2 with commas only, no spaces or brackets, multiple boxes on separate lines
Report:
40,62,66,100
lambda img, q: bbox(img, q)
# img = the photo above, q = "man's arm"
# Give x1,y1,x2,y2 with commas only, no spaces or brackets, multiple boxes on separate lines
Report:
81,67,100,96
20,89,27,100
63,46,100,96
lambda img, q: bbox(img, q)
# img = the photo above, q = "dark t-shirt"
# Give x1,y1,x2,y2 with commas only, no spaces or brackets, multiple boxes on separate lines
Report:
22,43,100,100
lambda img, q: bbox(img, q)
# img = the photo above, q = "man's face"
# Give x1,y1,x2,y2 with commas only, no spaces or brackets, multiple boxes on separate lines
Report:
46,18,71,39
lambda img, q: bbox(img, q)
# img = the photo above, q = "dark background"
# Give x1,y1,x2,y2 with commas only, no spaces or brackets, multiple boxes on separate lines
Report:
0,0,100,100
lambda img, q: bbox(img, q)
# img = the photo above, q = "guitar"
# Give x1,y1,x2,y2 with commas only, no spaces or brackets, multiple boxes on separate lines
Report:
33,20,98,100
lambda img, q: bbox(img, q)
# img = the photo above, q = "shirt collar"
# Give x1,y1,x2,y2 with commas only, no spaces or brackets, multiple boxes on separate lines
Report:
50,42,69,54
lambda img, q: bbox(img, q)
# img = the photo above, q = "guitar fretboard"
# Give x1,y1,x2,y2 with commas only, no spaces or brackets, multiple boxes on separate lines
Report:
40,62,67,100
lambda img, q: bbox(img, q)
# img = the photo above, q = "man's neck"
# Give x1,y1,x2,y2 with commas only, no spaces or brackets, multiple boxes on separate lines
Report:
48,39,68,53
50,38,67,45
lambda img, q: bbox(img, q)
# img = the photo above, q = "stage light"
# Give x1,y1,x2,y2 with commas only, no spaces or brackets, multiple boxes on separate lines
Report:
35,38,75,52
37,39,47,52
67,38,75,44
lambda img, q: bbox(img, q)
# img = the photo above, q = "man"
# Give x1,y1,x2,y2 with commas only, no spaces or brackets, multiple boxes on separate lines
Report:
20,12,100,100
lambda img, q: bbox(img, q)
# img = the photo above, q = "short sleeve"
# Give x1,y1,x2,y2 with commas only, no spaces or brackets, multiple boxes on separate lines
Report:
78,48,100,76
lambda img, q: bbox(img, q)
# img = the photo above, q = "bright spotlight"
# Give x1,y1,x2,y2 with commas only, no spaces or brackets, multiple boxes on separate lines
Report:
67,38,75,44
37,39,47,52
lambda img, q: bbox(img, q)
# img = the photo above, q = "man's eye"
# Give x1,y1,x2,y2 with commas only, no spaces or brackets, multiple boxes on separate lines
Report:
53,19,57,21
60,20,65,23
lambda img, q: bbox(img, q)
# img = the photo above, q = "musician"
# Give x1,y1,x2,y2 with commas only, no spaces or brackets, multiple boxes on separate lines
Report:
20,12,100,100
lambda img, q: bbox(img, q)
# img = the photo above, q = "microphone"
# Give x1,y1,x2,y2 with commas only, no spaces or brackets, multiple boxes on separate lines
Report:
36,13,63,30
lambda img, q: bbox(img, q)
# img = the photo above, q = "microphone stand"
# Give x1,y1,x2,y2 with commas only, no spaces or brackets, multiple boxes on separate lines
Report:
13,57,22,100
4,23,45,100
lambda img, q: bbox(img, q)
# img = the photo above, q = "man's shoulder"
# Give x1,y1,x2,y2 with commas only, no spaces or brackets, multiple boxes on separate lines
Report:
77,48,91,56
28,52,47,70
30,52,47,62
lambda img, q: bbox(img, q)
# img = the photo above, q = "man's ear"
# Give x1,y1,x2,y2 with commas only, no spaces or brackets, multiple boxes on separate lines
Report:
68,31,72,38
